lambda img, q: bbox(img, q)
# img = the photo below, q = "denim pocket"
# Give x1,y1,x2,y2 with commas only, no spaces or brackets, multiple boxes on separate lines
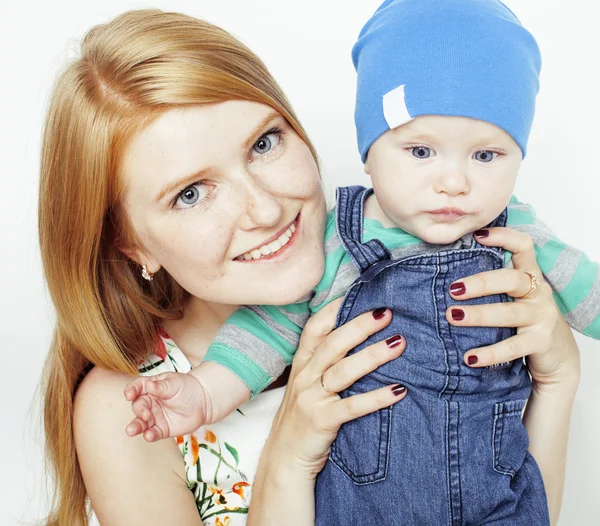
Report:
492,399,529,477
329,399,392,485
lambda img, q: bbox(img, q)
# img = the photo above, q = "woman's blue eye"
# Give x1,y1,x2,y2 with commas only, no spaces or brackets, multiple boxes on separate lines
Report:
411,146,432,159
253,134,273,155
474,150,497,163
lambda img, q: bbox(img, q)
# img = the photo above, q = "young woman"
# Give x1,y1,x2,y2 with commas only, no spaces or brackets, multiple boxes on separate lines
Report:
39,9,579,526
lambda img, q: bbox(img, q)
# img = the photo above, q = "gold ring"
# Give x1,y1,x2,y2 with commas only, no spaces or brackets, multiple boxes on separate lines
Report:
320,374,337,395
516,271,541,299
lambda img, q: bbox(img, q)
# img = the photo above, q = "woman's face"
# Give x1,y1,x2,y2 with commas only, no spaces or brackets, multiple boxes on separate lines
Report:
121,101,326,306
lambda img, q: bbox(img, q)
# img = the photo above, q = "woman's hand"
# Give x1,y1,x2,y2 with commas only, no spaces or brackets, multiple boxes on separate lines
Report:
446,227,580,383
249,302,407,525
273,302,407,476
446,226,580,525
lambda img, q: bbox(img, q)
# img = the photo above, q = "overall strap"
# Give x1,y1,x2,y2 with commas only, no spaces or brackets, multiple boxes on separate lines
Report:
335,186,391,273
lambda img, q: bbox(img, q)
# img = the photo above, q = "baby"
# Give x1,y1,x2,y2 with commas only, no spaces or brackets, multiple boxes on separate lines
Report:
127,0,599,523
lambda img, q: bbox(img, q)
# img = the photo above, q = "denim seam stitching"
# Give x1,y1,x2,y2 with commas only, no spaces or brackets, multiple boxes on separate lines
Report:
329,278,391,485
444,263,461,399
434,254,452,397
445,399,452,524
493,403,520,477
457,402,463,522
447,401,463,524
328,406,392,484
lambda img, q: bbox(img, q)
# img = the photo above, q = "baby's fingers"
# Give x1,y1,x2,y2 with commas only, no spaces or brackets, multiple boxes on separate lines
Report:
131,395,153,420
124,377,147,401
143,426,165,443
126,419,164,442
145,379,171,398
125,417,149,438
125,375,180,402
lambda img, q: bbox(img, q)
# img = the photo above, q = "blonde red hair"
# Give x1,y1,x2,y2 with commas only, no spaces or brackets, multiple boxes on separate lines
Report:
38,9,317,525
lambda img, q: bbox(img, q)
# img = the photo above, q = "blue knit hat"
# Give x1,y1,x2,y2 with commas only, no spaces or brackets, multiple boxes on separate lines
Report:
352,0,541,161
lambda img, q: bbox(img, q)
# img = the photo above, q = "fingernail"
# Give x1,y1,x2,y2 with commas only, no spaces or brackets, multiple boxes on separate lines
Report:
467,355,478,365
386,335,402,348
373,308,387,320
474,229,489,238
391,384,407,396
449,282,466,296
451,308,465,321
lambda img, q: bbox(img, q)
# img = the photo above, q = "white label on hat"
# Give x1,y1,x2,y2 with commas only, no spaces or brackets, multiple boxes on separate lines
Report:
383,84,414,130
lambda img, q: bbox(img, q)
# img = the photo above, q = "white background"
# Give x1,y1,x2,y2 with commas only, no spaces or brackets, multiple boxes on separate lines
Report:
1,1,599,524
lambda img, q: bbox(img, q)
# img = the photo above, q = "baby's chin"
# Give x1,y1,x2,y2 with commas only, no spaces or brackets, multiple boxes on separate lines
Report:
414,223,478,246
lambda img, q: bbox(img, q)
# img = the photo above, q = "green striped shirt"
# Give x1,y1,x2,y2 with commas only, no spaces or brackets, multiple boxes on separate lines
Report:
205,195,599,395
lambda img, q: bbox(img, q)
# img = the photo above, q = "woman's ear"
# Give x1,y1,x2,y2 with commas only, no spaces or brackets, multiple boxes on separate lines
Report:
119,245,161,276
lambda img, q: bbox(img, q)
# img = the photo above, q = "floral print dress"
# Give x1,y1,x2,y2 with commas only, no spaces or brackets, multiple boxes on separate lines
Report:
138,329,285,525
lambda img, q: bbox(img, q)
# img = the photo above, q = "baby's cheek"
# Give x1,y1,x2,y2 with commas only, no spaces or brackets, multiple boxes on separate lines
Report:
481,190,513,223
380,194,412,226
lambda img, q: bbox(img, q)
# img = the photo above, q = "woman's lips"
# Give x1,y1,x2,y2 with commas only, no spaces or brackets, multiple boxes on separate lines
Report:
235,214,300,262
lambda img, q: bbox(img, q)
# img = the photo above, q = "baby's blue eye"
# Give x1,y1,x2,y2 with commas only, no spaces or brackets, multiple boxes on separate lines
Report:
253,134,273,155
411,146,432,159
178,185,200,206
474,150,497,163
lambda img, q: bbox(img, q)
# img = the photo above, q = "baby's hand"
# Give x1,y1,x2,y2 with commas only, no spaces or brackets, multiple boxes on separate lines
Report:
124,372,210,442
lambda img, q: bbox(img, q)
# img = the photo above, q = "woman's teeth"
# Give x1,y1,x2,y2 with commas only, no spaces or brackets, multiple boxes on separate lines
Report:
240,222,296,261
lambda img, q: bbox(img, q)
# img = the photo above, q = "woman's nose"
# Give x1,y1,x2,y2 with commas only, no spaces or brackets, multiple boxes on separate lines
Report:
237,176,284,230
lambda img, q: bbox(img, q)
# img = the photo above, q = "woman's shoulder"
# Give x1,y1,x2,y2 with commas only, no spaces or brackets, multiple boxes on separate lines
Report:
73,365,179,464
74,364,178,457
74,366,178,452
74,366,200,524
74,365,137,428
76,363,130,396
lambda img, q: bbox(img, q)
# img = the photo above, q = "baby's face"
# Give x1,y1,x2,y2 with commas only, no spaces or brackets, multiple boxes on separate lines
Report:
365,115,522,244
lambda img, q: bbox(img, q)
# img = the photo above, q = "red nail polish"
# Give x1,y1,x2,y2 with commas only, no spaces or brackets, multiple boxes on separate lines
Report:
391,384,406,396
468,355,478,365
474,229,489,238
450,282,466,296
451,308,465,321
386,335,402,348
373,308,387,320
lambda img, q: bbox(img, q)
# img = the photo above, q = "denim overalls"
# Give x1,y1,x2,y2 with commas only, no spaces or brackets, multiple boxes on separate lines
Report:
315,186,549,526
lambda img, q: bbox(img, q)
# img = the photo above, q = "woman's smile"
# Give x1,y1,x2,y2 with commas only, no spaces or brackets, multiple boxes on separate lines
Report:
235,213,300,262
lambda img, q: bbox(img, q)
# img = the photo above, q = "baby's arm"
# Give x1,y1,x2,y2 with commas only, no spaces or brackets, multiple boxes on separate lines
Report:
507,197,600,338
125,304,310,441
